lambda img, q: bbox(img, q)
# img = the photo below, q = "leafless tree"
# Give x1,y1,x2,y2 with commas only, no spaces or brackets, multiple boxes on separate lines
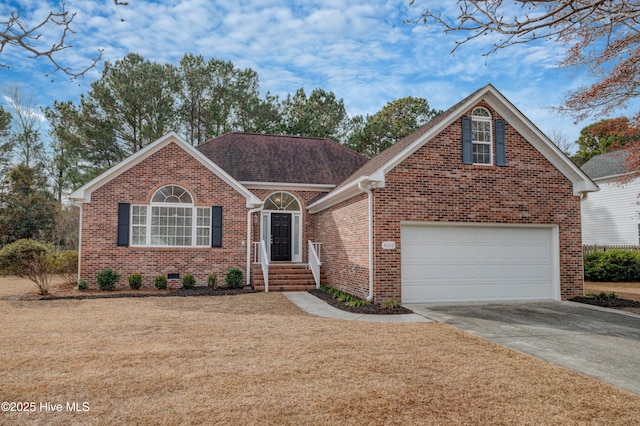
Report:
549,128,573,156
0,1,127,78
409,1,640,121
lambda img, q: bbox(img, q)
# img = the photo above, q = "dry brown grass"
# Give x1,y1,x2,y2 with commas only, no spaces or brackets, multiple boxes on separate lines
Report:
585,281,640,313
1,276,639,425
585,281,640,301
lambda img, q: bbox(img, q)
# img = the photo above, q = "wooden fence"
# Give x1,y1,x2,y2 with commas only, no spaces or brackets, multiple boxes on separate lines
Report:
583,244,640,254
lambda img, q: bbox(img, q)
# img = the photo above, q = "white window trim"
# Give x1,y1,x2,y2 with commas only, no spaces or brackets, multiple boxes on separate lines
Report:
130,185,211,248
261,191,303,263
131,204,211,248
472,107,493,166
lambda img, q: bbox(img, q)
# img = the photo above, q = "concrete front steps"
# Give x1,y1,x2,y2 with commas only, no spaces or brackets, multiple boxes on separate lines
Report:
252,263,326,292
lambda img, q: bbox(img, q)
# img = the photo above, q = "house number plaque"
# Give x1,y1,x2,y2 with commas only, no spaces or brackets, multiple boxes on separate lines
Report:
381,241,396,250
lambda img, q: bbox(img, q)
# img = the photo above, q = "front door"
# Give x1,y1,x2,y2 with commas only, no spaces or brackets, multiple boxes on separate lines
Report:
271,213,292,261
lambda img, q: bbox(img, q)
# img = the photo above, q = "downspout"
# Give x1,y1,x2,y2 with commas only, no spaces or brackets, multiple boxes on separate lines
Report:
72,201,83,285
358,181,376,302
246,205,263,286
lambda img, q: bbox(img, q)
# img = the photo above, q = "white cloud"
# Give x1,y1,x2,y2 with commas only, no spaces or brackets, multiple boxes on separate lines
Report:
2,0,624,148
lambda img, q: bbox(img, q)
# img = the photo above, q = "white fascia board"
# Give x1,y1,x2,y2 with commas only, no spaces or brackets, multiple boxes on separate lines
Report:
592,171,636,182
307,176,372,213
69,131,261,207
483,89,599,197
372,90,485,179
240,181,336,192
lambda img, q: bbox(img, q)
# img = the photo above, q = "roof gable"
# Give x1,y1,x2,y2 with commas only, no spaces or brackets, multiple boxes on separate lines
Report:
581,150,631,180
69,132,261,207
196,133,369,186
309,84,598,212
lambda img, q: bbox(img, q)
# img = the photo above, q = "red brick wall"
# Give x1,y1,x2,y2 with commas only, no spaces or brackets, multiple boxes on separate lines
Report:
313,194,370,299
369,102,583,302
80,141,249,288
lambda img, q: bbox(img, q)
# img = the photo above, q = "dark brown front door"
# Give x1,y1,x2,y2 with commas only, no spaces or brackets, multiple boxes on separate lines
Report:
271,213,292,261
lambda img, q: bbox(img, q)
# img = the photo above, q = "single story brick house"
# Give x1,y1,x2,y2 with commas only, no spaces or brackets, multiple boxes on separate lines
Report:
70,84,598,303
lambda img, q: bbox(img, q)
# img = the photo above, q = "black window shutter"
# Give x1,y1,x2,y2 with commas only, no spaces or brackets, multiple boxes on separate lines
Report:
117,203,130,247
211,206,222,248
461,116,473,164
495,119,506,166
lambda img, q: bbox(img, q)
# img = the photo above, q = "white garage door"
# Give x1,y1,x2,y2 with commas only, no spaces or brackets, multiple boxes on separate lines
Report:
401,224,558,303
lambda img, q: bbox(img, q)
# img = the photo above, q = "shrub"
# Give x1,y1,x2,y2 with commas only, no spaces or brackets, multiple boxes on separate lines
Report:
154,275,168,290
207,273,218,289
337,292,356,303
128,273,142,290
225,268,244,288
381,299,400,309
182,274,196,289
0,239,54,295
584,250,640,282
587,291,618,300
96,269,120,291
77,279,88,291
347,299,370,308
50,250,78,284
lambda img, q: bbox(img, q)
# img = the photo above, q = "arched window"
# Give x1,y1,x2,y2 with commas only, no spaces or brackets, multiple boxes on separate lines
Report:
471,107,492,165
151,185,193,203
264,192,301,211
131,185,211,247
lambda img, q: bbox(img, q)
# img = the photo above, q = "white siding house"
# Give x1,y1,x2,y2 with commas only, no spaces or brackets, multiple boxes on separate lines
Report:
581,150,640,245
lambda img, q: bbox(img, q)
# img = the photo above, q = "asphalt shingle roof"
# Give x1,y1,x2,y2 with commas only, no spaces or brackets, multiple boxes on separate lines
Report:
580,150,630,180
196,132,369,186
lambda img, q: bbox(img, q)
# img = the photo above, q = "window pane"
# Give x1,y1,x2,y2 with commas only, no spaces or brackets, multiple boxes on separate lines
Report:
264,192,300,211
195,207,211,246
293,215,300,256
152,185,193,204
151,205,194,246
473,143,491,164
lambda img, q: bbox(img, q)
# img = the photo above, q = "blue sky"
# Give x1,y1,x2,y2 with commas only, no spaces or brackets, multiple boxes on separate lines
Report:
2,0,639,151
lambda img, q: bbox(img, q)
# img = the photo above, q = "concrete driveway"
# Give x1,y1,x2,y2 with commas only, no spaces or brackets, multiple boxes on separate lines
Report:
406,301,640,396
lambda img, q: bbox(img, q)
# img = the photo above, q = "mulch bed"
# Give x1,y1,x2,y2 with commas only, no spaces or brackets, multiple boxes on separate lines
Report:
570,296,640,309
308,289,413,315
38,286,255,301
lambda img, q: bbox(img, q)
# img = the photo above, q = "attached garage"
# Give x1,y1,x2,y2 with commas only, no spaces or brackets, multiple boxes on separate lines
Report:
401,223,560,303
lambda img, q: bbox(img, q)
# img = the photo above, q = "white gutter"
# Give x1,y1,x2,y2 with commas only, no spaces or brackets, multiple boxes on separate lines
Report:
358,180,378,302
75,202,83,285
246,205,263,286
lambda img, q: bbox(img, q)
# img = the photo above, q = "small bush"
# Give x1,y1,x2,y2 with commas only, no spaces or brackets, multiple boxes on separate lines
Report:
320,285,365,305
584,250,640,282
77,279,88,291
225,268,244,288
182,273,196,289
381,299,400,309
0,239,54,295
128,273,142,290
96,269,120,291
587,291,618,300
50,250,78,284
154,275,168,290
347,299,370,308
207,273,218,289
337,292,356,303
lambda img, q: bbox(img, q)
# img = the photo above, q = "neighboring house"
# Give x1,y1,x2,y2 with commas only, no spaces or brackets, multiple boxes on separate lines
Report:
581,150,640,245
70,84,597,303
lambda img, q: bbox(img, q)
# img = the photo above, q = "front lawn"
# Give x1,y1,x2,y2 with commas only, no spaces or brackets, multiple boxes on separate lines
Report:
0,278,639,424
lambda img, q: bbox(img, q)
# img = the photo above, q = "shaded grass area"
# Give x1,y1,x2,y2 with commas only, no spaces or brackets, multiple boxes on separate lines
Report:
1,291,639,424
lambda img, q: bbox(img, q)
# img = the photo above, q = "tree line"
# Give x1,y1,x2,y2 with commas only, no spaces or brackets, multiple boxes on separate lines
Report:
0,52,441,247
2,51,640,248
